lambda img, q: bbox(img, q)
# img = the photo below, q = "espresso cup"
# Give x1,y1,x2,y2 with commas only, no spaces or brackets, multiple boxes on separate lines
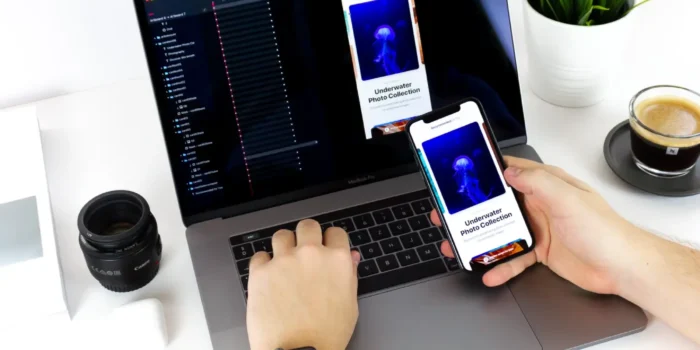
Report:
629,86,700,178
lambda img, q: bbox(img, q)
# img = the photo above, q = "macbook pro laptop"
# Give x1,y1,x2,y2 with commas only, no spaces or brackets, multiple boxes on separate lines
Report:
132,0,647,349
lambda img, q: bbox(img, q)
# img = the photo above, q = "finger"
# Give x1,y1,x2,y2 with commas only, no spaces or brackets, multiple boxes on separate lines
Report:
295,219,323,246
351,250,361,265
324,226,351,250
440,240,455,258
272,229,295,255
430,210,442,227
503,155,557,170
482,252,537,287
248,251,271,272
349,249,361,279
504,156,592,192
503,155,541,169
504,167,579,207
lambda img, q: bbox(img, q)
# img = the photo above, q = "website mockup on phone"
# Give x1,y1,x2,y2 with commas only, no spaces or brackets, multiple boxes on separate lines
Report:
341,0,432,139
409,101,532,270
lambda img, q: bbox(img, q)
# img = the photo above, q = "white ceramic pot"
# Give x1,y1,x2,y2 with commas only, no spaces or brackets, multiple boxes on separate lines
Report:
524,1,634,108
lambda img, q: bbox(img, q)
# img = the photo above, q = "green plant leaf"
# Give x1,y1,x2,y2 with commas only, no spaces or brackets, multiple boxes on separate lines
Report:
558,0,574,23
608,0,627,16
544,0,561,21
596,0,609,18
574,0,593,24
532,0,653,25
578,4,608,25
597,0,627,23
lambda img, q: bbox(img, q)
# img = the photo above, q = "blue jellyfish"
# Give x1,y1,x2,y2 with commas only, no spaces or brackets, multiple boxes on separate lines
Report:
453,156,474,193
372,25,400,75
453,155,493,205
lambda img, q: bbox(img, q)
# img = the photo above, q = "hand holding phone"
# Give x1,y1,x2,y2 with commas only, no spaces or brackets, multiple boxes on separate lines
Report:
408,99,535,273
429,155,644,297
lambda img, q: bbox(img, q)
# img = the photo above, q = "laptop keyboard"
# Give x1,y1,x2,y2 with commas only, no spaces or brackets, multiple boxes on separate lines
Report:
229,190,461,298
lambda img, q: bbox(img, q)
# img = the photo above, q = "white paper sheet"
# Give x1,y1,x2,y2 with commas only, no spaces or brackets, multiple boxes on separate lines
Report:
0,106,68,329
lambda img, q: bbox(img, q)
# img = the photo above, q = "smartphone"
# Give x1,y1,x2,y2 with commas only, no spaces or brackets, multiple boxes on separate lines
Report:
407,99,535,273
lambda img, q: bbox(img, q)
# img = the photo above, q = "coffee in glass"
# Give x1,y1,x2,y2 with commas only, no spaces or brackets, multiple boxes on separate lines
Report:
629,86,700,178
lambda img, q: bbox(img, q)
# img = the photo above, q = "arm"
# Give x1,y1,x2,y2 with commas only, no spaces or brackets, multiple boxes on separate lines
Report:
617,228,700,343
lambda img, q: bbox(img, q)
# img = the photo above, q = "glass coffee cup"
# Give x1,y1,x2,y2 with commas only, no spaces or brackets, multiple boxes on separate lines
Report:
629,85,700,178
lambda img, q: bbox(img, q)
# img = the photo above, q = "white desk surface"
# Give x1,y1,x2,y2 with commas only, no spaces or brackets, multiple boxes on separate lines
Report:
2,0,699,349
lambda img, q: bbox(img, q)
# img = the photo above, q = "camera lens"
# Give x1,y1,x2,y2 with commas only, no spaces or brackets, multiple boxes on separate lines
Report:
78,190,162,293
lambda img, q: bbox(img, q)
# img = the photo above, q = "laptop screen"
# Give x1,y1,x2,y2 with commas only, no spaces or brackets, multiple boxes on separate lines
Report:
133,0,526,222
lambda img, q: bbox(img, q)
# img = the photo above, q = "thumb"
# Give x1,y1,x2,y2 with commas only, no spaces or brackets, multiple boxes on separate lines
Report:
351,250,361,266
351,250,361,278
504,166,576,206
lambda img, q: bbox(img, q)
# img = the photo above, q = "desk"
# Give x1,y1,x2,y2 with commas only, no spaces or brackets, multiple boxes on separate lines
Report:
2,0,699,349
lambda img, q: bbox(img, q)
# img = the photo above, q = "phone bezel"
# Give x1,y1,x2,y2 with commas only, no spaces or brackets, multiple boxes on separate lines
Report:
406,97,536,274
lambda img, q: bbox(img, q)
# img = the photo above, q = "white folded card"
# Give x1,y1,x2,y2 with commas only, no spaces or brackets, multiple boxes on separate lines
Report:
0,106,68,329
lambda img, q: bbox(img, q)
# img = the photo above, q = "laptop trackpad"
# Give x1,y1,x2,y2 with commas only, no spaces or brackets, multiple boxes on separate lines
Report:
350,273,541,350
509,264,647,349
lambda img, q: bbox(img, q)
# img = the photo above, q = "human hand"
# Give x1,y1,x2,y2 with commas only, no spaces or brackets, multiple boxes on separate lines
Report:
246,219,362,350
434,156,640,295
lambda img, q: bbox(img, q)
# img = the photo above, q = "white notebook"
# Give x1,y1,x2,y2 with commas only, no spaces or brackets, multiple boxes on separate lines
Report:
0,106,68,329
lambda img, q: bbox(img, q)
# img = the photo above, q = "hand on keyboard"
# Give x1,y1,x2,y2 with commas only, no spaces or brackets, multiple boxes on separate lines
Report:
231,191,453,298
246,219,361,350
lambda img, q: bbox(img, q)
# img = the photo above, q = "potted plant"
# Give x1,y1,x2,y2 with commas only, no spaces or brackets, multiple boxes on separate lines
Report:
525,0,651,107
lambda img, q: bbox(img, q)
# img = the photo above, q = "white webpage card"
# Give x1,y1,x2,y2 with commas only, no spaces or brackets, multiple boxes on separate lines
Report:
0,106,68,328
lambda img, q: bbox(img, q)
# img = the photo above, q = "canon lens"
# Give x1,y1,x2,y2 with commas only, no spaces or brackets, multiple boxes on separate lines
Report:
78,190,162,292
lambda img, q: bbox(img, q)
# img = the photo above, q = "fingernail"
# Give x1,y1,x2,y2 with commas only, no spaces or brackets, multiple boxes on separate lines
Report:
505,167,522,177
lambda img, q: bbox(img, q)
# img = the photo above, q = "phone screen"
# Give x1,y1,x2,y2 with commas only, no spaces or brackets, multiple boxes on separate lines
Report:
409,100,533,271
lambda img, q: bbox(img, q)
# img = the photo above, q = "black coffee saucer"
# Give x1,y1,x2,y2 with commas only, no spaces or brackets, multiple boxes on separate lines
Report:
604,121,700,197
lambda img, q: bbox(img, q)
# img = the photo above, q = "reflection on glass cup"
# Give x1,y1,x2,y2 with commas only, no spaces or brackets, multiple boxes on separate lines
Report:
629,86,700,178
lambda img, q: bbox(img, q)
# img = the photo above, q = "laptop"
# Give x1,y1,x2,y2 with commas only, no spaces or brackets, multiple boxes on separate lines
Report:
132,0,647,348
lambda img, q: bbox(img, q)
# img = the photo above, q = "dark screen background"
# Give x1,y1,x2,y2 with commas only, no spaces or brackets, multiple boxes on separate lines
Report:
135,0,525,221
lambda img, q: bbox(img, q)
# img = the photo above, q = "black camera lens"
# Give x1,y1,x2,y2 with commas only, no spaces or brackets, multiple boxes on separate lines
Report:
78,190,162,292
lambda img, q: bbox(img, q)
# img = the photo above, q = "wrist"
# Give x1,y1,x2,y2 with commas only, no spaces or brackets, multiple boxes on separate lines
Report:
271,343,338,350
254,335,340,350
611,224,662,299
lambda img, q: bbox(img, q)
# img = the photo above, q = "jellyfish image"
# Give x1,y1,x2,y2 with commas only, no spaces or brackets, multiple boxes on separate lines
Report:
372,25,401,76
453,155,493,205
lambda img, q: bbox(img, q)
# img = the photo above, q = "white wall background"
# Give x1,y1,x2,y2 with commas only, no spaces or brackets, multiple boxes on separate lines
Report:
0,0,698,109
0,0,148,108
